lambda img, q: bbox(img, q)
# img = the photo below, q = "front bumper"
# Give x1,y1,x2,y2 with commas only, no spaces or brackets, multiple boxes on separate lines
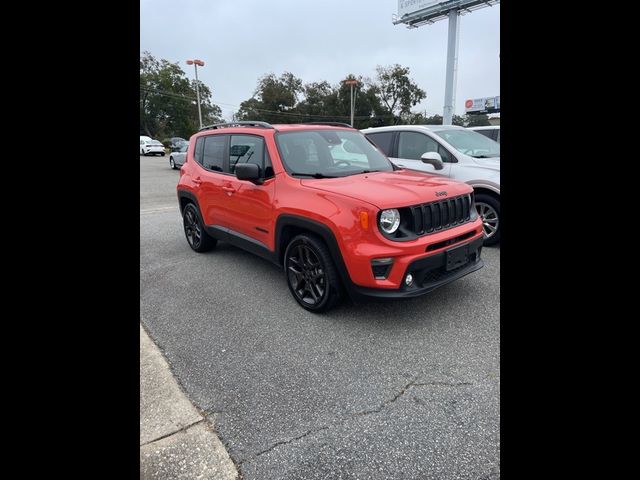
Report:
348,235,484,300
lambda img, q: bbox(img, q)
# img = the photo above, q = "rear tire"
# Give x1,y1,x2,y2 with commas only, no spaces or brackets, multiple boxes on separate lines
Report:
475,193,500,246
161,152,165,157
284,234,341,312
182,203,216,252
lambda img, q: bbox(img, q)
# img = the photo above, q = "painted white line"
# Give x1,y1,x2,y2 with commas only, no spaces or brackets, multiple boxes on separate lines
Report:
140,206,178,215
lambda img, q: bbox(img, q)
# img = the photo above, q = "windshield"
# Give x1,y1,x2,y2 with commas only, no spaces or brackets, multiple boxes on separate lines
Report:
275,129,394,178
433,129,500,158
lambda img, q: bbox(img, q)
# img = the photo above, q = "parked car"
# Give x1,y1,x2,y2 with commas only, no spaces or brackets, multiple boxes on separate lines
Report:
362,125,500,246
177,121,484,312
468,125,500,143
140,138,165,156
169,142,188,169
163,137,188,150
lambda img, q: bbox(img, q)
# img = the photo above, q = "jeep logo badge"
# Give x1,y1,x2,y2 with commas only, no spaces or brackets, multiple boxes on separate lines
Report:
435,191,447,197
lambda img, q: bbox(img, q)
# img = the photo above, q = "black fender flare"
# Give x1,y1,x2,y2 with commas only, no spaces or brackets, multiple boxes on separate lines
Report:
177,190,205,223
275,214,356,297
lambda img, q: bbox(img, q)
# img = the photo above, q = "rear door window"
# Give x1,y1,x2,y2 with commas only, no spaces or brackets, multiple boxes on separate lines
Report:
202,135,227,172
366,132,394,156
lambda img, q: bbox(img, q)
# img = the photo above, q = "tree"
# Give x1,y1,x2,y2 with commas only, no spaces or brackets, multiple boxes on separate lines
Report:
465,114,491,127
140,51,222,139
236,72,303,124
370,64,426,124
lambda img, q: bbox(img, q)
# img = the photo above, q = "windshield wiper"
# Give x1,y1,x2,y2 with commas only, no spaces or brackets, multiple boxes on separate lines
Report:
290,172,337,178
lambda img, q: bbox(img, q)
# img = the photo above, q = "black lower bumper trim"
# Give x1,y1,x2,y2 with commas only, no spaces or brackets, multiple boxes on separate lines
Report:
349,235,484,300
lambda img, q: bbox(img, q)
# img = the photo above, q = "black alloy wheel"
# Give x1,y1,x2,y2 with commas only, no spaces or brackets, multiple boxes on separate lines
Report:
182,203,216,252
285,234,340,312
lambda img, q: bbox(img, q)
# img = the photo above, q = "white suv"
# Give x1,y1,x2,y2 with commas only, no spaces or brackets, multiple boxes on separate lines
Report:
362,125,500,245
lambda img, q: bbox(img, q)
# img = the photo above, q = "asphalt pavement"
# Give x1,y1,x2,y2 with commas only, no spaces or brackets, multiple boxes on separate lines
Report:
140,154,500,479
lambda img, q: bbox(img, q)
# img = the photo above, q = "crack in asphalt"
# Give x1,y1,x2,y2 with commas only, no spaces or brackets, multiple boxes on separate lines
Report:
353,378,419,416
353,378,473,417
239,426,330,465
235,376,475,470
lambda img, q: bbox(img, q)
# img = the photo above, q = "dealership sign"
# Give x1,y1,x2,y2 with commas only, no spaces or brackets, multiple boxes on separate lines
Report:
465,96,500,114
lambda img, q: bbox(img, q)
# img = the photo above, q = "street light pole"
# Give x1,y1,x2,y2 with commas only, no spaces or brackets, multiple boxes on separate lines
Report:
343,79,359,127
187,59,205,129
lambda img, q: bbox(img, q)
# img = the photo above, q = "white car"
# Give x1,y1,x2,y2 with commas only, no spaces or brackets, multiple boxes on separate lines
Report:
140,138,165,156
468,125,500,143
362,125,500,245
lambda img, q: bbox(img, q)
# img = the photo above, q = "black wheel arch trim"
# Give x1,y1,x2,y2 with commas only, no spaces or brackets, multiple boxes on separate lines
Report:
275,214,356,299
177,190,203,219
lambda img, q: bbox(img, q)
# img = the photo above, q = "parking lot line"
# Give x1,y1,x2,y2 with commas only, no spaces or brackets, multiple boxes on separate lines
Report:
140,206,178,215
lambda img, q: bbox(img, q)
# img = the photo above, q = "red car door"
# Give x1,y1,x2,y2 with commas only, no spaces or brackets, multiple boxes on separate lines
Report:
221,134,276,249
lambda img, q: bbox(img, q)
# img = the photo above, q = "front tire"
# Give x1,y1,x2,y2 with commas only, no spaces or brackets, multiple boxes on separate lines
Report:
161,152,165,157
475,193,500,246
182,203,216,252
284,234,341,312
169,157,177,169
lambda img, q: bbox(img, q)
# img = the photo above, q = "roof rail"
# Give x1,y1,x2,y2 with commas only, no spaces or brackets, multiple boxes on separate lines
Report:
199,121,275,131
303,122,354,128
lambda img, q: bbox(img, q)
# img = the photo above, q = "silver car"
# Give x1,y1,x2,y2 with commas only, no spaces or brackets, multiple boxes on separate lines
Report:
362,125,500,245
169,142,188,170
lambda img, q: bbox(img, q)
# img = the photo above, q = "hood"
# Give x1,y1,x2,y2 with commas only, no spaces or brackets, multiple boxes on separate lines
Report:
469,157,500,171
301,170,473,210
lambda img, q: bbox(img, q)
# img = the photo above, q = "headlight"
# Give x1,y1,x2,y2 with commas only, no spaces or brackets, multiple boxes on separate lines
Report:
379,209,400,234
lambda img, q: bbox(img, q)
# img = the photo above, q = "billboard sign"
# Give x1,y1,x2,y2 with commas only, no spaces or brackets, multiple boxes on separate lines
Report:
465,96,500,114
397,0,440,18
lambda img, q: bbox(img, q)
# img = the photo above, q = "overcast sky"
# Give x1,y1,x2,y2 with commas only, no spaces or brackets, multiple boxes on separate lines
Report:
140,0,499,121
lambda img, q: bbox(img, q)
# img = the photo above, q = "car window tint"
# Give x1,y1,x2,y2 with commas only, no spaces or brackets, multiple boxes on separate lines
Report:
398,132,439,160
194,137,205,166
366,132,394,156
475,130,493,140
202,135,226,171
229,135,265,175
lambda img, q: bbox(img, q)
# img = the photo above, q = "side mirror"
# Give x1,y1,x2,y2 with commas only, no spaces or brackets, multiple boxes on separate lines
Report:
421,152,444,170
235,163,262,184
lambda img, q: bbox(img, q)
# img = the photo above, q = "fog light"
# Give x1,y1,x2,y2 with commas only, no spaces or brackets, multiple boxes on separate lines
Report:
405,273,414,286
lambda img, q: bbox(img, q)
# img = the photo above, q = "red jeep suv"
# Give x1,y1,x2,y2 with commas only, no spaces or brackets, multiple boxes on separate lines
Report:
177,121,484,312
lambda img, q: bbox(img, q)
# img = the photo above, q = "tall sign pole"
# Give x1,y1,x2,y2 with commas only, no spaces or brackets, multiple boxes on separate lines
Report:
393,1,500,125
442,9,459,125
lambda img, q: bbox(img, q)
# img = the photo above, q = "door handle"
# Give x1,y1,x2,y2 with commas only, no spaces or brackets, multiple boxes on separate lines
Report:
222,186,235,195
193,177,202,185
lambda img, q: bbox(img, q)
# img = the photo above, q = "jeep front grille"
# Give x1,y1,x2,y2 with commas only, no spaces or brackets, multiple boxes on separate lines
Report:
409,193,474,235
